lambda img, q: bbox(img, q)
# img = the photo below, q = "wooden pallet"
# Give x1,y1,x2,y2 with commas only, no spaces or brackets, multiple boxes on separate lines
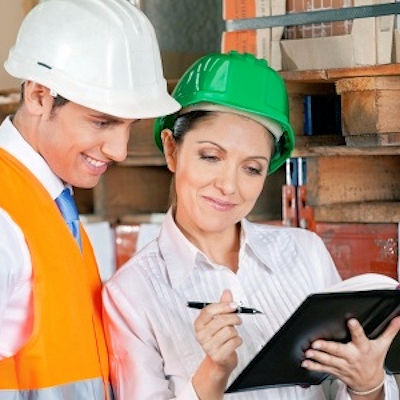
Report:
281,64,400,224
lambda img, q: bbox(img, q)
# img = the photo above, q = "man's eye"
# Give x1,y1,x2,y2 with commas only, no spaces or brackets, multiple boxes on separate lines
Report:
94,120,109,128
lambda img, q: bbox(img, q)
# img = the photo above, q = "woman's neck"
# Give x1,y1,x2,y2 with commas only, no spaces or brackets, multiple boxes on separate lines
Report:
174,215,241,273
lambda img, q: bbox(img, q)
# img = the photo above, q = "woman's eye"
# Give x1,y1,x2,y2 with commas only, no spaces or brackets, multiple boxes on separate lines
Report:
199,154,219,162
245,166,262,176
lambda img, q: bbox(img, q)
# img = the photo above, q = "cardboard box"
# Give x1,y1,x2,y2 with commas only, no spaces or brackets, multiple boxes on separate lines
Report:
223,0,395,71
221,0,285,70
285,0,354,39
223,0,267,20
281,0,395,70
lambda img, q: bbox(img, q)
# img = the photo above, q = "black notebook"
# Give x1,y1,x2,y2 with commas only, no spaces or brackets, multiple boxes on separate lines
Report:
226,273,400,394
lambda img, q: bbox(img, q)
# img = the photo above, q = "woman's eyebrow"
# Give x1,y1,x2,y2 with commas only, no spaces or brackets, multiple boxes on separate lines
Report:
197,140,225,150
246,156,270,162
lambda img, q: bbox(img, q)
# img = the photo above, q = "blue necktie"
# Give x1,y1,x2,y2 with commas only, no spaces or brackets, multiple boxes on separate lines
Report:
55,188,82,249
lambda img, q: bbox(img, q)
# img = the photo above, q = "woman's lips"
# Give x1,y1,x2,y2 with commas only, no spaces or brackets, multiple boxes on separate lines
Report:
203,196,237,211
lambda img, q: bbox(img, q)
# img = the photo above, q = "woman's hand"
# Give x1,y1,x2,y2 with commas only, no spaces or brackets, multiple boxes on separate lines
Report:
301,316,400,399
192,289,243,400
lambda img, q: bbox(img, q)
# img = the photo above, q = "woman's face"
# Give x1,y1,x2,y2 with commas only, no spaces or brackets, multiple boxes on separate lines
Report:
164,112,274,236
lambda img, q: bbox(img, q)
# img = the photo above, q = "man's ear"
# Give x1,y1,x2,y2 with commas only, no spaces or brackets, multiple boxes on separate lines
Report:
22,81,54,117
161,129,177,173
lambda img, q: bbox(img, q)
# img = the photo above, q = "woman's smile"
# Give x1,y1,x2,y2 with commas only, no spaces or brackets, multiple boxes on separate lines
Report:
202,195,237,212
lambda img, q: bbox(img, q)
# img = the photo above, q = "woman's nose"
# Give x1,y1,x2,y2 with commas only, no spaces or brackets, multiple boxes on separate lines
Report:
215,165,237,195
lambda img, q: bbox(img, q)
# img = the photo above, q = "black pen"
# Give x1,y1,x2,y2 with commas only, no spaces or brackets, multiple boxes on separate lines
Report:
187,301,263,314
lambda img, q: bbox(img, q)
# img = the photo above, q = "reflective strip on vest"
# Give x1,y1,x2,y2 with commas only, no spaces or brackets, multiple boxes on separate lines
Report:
0,378,113,400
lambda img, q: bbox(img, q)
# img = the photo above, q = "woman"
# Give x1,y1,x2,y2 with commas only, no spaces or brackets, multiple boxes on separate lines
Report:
103,51,400,400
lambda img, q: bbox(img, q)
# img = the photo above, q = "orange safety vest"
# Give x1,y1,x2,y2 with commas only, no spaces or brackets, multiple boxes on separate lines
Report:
0,149,110,399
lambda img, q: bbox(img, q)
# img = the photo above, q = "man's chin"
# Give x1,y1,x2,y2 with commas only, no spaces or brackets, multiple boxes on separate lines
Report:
70,177,100,190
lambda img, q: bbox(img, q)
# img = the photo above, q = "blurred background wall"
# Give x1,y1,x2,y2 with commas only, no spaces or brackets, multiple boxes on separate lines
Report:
0,0,25,90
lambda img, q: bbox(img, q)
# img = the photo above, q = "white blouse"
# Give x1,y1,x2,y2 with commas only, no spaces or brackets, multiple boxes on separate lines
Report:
103,209,399,400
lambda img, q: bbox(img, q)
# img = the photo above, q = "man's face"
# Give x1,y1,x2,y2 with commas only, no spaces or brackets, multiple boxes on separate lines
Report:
35,101,137,188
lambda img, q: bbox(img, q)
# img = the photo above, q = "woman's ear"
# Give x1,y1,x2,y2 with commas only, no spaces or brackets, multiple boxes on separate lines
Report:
161,129,177,173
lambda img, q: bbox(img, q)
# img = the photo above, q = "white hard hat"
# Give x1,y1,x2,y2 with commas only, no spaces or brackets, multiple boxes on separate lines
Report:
4,0,180,119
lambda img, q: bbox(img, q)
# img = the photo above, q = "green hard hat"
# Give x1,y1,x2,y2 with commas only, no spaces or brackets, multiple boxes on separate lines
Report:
154,51,295,174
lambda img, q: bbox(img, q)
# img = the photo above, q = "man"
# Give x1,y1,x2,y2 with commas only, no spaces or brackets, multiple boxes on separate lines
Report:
0,0,180,399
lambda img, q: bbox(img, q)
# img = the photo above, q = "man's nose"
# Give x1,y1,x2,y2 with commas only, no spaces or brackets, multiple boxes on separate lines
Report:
101,128,130,162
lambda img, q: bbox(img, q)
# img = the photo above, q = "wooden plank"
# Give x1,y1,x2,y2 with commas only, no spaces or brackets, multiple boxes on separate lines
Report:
293,144,400,157
307,156,400,205
338,78,400,135
120,155,166,166
280,64,400,83
295,135,345,148
336,76,400,92
345,133,400,147
94,165,172,220
280,69,329,82
341,90,378,135
327,63,400,80
314,202,400,223
289,95,304,136
286,81,335,95
126,118,163,159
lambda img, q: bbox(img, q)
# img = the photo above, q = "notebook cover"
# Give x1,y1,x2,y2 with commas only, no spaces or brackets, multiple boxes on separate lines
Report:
226,290,400,393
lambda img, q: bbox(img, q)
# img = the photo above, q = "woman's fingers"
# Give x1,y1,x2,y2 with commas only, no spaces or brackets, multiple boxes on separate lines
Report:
193,289,243,370
208,335,243,363
194,289,237,327
301,356,349,379
347,318,369,347
195,313,241,345
303,347,346,369
203,325,243,357
302,316,400,392
377,316,400,348
220,288,234,303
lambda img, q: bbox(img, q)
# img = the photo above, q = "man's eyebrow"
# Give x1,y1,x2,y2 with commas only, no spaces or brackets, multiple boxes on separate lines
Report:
90,113,119,121
89,113,134,125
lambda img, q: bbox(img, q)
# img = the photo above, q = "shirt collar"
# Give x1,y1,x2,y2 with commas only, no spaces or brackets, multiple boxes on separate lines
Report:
158,209,295,289
0,116,65,199
158,208,202,289
241,218,296,273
